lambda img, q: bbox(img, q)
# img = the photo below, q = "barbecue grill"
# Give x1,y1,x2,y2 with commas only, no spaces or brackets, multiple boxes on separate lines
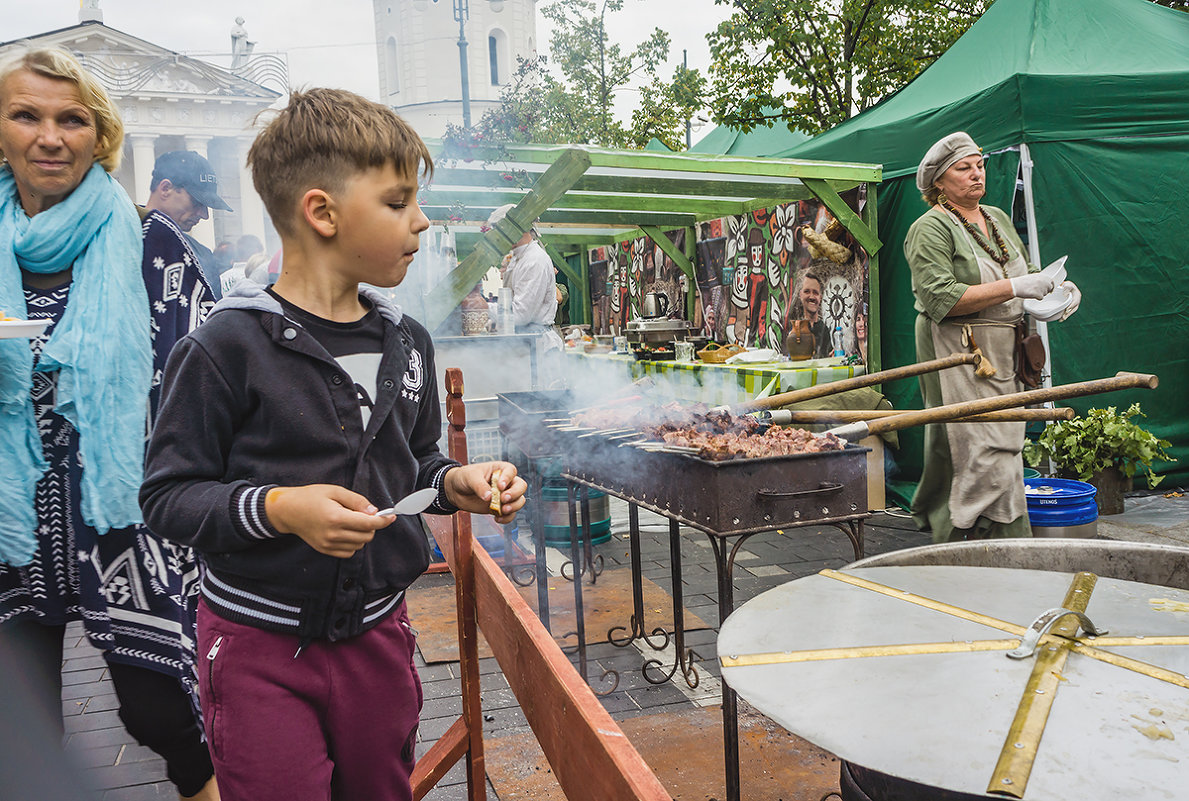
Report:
498,390,872,801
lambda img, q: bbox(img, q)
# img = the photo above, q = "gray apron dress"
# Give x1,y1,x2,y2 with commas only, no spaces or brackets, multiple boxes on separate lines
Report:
928,207,1031,530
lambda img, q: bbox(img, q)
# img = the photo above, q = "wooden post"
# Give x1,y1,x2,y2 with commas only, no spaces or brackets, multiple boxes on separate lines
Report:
447,367,485,800
862,184,881,373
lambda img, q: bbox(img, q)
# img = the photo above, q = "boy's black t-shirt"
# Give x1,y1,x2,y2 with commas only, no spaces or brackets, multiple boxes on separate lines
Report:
268,288,385,427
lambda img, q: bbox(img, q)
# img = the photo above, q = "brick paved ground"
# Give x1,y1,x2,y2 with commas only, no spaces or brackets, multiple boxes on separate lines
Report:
55,499,933,800
56,486,1189,799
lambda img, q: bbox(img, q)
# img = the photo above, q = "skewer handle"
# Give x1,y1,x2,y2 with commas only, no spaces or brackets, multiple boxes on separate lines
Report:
829,372,1158,440
735,353,978,413
765,408,1077,425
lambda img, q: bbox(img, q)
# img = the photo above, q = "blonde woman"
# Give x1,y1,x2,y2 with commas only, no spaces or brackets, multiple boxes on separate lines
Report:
0,48,216,799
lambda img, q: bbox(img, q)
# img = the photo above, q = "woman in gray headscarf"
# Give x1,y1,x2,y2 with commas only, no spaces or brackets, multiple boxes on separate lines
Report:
905,132,1080,543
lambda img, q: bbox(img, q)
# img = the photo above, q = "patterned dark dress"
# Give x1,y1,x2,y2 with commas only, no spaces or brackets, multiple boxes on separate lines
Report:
0,209,213,686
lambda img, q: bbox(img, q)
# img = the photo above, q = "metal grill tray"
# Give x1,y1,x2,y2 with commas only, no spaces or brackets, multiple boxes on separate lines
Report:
564,437,870,537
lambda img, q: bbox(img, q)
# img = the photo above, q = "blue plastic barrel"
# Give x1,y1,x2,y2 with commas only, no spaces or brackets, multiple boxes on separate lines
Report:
1024,478,1098,536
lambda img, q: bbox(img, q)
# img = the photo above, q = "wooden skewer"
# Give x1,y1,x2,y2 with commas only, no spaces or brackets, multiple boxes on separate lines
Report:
827,372,1159,441
732,353,978,413
768,408,1077,424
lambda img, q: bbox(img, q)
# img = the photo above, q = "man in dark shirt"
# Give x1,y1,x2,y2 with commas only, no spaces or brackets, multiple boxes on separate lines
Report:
144,150,232,298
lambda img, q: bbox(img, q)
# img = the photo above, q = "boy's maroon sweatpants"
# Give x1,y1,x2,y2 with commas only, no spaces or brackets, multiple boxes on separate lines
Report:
196,597,423,801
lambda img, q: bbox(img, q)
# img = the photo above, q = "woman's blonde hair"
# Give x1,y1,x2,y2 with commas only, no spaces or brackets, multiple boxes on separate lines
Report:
922,185,943,207
0,46,124,172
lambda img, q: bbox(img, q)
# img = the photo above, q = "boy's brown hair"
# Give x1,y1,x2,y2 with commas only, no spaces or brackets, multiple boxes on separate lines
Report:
247,88,433,237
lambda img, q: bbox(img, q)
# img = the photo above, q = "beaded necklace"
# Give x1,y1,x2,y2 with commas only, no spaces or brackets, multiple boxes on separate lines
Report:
941,200,1011,276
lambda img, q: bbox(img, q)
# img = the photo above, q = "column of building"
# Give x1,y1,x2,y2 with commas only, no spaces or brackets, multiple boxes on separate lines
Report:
128,133,158,206
182,134,217,250
236,136,269,249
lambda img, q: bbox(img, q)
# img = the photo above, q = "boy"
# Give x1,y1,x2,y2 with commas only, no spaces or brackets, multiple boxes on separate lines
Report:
140,88,527,801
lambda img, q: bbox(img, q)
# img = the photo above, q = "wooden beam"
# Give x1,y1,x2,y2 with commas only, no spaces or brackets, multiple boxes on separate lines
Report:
802,177,883,256
541,241,582,286
429,520,672,801
421,188,748,218
422,206,696,228
431,166,834,201
422,148,593,332
640,225,694,283
431,140,881,182
684,225,697,320
412,718,470,800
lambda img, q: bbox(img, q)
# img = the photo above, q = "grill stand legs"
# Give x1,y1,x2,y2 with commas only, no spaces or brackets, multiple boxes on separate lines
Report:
641,518,702,687
563,483,618,695
558,471,867,801
608,503,672,652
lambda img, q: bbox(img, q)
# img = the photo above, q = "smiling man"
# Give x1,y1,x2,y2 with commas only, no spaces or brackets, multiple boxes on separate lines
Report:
144,150,231,298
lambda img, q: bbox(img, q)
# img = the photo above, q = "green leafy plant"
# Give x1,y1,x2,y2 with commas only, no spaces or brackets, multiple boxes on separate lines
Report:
1023,403,1175,488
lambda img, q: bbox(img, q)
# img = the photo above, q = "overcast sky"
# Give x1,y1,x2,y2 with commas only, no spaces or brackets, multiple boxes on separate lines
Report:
0,0,731,140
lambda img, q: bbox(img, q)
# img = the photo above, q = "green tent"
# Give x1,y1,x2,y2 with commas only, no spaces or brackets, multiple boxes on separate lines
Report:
782,0,1189,487
690,110,810,156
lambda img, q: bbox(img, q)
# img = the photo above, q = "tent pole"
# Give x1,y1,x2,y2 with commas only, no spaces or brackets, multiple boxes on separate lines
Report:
1019,142,1053,392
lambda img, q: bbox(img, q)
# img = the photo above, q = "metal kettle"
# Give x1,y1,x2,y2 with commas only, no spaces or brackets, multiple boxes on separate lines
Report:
641,292,670,318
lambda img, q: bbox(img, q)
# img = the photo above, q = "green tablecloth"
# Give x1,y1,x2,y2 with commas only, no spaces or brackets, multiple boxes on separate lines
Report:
563,351,863,406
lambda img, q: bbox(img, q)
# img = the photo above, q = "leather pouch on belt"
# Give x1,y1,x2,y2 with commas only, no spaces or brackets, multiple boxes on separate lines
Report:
1015,320,1046,388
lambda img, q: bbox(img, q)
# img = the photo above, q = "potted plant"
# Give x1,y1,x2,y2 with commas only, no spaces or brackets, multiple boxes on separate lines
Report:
1023,403,1175,515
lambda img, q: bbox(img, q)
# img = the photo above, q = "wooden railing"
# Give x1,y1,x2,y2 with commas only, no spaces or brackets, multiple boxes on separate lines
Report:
411,367,671,801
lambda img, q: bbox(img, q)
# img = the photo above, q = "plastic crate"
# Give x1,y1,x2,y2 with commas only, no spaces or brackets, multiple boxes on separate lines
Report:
440,423,503,464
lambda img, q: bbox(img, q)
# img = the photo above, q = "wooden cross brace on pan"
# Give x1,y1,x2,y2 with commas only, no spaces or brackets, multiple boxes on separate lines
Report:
720,569,1189,799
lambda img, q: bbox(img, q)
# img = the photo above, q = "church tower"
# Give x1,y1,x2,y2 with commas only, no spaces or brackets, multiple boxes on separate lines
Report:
374,0,538,137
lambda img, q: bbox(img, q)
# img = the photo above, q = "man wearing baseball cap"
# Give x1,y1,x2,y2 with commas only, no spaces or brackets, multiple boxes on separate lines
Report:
144,150,232,299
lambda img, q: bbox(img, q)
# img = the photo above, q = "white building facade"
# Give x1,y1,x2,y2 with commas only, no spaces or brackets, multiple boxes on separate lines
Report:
374,0,538,137
0,15,280,252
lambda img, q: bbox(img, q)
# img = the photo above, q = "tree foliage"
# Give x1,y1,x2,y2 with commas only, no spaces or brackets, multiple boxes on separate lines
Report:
451,0,704,149
706,0,991,136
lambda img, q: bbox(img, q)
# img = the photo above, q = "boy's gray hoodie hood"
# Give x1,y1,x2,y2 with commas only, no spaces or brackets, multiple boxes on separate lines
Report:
212,280,405,327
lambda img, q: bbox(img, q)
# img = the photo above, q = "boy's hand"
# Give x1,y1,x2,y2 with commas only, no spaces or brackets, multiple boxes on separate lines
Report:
444,462,527,524
265,484,392,558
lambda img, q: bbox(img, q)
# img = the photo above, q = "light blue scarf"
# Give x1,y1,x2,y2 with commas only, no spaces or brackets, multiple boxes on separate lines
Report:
0,164,149,565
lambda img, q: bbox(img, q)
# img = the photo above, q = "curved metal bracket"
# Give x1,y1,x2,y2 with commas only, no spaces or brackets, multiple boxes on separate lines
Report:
1006,607,1108,660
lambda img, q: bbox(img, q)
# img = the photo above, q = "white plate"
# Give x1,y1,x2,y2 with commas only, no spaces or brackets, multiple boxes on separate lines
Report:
0,319,50,339
1022,283,1073,322
1040,255,1068,286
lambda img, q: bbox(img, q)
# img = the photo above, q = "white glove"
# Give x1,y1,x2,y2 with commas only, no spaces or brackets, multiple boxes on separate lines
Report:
1010,273,1056,300
1058,280,1081,321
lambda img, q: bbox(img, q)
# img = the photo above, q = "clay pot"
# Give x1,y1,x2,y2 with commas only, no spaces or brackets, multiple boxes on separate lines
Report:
785,320,816,361
1062,466,1133,515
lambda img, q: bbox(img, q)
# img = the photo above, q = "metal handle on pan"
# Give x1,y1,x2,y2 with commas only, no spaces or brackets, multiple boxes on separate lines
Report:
756,482,844,500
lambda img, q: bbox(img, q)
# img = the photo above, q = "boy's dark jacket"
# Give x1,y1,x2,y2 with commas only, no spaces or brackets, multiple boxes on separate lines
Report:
140,281,458,641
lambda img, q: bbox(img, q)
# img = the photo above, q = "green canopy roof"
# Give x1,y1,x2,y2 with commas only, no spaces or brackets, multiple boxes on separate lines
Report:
690,110,810,157
783,0,1189,177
